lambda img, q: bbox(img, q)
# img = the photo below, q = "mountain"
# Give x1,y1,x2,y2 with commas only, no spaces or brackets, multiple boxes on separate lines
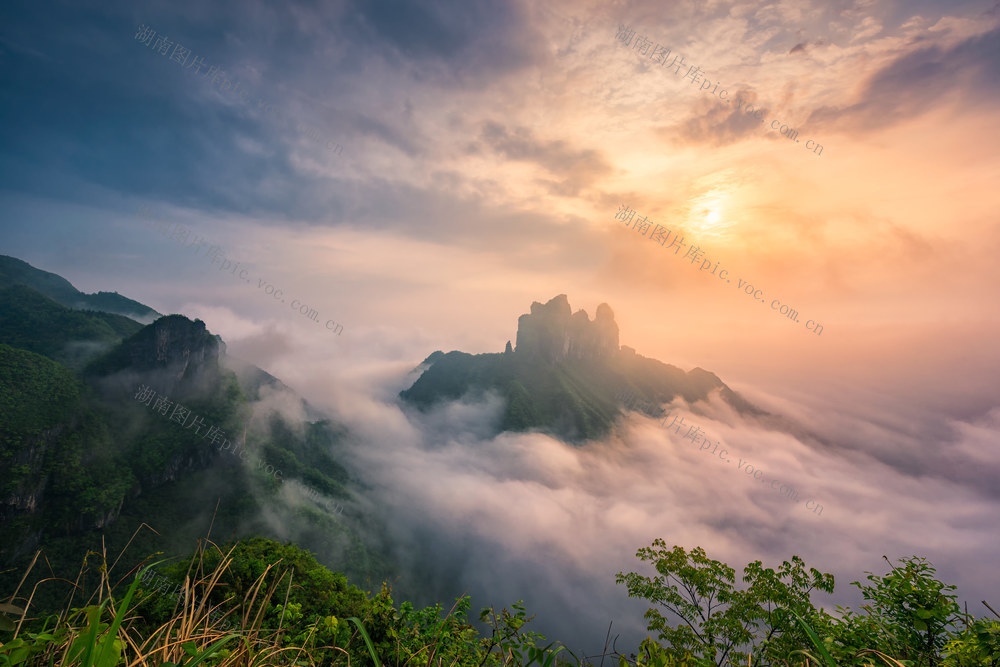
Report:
0,283,146,369
0,254,160,321
84,313,225,381
0,257,392,609
400,294,765,442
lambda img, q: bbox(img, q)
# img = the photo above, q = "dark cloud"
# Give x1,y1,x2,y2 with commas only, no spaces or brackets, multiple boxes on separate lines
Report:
349,112,422,157
345,0,542,83
0,0,543,219
478,121,613,196
807,26,1000,131
0,0,348,216
671,89,765,147
788,39,827,55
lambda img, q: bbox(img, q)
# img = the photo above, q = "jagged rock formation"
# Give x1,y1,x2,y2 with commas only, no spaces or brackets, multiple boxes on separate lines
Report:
514,294,619,363
130,315,224,373
86,314,226,391
401,294,767,443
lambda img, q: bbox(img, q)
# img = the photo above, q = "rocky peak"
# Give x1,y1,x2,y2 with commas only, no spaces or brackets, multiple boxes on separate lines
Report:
132,315,224,374
514,295,619,363
87,314,225,390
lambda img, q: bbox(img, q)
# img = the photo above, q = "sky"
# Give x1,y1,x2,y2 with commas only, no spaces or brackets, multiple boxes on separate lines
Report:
2,0,999,655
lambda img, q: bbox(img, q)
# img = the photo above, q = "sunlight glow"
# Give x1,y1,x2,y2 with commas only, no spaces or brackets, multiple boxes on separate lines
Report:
685,188,735,240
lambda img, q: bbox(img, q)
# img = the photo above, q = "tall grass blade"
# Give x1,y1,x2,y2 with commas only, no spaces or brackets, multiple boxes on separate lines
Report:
347,616,381,667
178,634,239,667
92,560,172,667
786,609,837,667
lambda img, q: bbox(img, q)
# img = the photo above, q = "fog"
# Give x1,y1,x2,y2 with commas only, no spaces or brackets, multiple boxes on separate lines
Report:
265,357,1000,655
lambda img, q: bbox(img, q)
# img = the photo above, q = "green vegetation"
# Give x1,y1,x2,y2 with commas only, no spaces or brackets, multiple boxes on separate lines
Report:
399,348,763,444
0,537,576,667
615,540,836,665
0,344,82,442
0,286,143,368
0,255,160,320
1,538,995,666
1,308,391,612
0,344,135,539
615,541,996,666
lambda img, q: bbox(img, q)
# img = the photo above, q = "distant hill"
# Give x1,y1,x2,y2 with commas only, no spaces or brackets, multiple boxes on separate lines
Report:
0,254,160,321
0,284,145,369
400,294,766,442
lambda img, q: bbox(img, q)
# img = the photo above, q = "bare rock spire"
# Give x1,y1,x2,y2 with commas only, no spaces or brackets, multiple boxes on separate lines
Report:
513,295,619,363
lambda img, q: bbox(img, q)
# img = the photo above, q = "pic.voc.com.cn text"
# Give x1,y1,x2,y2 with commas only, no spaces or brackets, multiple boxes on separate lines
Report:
614,205,825,337
133,383,283,482
616,388,824,517
614,23,825,157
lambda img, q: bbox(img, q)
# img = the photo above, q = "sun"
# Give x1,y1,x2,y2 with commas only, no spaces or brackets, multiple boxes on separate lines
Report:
686,190,733,239
682,169,743,240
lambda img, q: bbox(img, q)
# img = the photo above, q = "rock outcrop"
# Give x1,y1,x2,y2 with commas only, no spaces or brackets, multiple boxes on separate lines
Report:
89,314,225,388
136,315,224,374
514,295,619,363
400,294,765,443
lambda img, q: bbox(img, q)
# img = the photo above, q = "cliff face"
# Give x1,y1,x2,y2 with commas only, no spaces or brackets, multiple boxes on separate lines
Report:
87,314,225,389
1,435,51,519
0,344,134,564
1,262,384,588
137,315,225,376
0,315,231,545
514,295,619,364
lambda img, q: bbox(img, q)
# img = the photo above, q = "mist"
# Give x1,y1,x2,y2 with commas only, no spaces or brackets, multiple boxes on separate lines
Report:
284,361,1000,655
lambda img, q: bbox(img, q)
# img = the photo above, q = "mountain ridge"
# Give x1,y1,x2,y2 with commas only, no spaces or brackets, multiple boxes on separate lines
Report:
0,254,161,321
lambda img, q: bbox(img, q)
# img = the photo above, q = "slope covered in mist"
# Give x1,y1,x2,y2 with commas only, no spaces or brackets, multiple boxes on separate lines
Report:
0,257,392,610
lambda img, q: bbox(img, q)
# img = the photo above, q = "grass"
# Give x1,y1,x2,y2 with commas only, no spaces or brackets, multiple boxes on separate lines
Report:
0,532,955,667
0,528,361,666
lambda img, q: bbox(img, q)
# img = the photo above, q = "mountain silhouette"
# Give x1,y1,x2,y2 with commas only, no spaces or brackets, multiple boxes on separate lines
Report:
1,254,160,321
400,294,765,442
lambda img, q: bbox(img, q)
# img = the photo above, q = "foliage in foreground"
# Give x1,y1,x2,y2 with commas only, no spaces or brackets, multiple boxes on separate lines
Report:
1,536,996,667
0,536,576,667
615,539,998,666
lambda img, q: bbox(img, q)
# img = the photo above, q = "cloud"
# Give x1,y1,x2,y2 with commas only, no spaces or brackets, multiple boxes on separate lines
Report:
672,88,768,147
345,0,542,83
316,362,1000,655
807,24,1000,132
789,38,827,55
478,121,614,196
3,0,999,656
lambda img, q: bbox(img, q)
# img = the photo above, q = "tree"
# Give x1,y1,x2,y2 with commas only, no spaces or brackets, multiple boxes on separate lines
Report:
615,540,834,666
843,556,964,666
